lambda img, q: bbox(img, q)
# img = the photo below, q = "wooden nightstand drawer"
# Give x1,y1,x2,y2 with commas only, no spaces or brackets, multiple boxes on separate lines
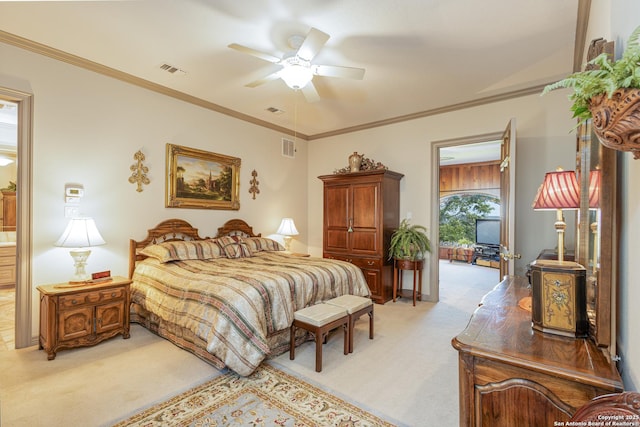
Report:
59,287,125,308
37,276,131,360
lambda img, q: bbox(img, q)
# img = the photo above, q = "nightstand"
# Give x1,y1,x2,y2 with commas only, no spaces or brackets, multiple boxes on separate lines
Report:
37,276,131,360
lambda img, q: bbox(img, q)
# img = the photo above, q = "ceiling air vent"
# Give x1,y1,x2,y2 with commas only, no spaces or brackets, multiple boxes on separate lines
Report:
282,138,295,158
266,107,285,115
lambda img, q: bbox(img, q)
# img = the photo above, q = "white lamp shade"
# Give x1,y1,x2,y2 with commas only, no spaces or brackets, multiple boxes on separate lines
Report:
55,217,106,248
276,218,299,236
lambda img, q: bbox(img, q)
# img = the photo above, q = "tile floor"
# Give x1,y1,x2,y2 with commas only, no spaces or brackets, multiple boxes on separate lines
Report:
0,287,15,350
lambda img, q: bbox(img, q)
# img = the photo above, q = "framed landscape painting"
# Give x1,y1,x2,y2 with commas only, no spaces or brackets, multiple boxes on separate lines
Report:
166,143,241,210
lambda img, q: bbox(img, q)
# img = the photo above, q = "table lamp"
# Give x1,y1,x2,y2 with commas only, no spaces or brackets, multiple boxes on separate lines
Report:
55,217,106,283
276,218,299,251
531,168,580,262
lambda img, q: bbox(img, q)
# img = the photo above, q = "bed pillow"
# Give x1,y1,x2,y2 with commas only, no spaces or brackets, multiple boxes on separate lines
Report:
139,240,224,263
242,237,285,252
215,236,253,259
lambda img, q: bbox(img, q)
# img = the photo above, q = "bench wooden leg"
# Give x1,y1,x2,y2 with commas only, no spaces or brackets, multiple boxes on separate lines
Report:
289,324,296,360
315,329,324,372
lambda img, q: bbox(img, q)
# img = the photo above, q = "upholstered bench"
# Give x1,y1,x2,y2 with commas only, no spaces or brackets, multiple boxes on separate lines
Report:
326,295,374,353
290,303,349,372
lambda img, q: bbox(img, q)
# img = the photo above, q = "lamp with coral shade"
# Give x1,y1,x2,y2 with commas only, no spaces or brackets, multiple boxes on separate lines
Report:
532,168,580,262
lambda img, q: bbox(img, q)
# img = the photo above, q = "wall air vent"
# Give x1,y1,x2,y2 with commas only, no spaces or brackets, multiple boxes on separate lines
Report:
159,63,187,76
282,138,295,158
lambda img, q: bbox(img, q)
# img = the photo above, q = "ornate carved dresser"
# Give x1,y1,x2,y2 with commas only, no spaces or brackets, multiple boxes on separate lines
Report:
452,276,623,426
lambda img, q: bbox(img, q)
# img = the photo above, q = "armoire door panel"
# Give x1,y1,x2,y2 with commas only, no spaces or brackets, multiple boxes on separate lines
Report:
326,229,348,251
350,230,378,253
324,185,349,229
352,184,378,228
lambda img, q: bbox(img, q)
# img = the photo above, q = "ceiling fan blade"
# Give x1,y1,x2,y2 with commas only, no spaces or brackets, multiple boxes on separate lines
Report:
228,43,281,63
245,72,281,88
296,27,330,61
301,81,321,103
314,65,365,80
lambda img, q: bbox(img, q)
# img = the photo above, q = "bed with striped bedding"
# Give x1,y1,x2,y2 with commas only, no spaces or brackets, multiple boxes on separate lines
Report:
129,219,370,376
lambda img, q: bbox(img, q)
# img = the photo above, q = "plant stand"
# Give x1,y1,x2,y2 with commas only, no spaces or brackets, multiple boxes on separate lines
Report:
392,258,424,306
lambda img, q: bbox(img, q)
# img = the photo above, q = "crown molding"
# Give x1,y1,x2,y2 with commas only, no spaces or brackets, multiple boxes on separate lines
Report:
0,30,303,139
1,25,585,142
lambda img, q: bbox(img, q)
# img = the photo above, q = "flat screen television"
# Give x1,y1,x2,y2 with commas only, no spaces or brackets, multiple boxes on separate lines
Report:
475,218,500,246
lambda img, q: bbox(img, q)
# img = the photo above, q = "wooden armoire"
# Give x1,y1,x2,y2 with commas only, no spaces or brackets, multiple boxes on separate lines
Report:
319,169,403,304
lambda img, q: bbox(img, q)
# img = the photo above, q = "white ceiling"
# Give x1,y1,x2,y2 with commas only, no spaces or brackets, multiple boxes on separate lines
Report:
0,0,582,141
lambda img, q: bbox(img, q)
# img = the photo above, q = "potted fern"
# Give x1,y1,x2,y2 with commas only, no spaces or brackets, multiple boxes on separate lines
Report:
543,25,640,158
388,219,431,261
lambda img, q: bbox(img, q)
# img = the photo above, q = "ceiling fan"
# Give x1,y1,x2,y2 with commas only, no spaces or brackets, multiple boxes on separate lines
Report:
228,27,365,102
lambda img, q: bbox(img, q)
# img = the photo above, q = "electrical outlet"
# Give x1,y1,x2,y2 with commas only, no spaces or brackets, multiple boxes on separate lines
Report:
64,206,79,218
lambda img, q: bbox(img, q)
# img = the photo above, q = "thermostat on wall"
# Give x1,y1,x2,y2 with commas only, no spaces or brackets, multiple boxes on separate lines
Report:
65,184,84,204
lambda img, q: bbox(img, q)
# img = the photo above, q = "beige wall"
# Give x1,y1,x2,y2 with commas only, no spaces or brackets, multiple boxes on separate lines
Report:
608,0,640,391
307,91,577,275
0,41,309,337
0,0,637,391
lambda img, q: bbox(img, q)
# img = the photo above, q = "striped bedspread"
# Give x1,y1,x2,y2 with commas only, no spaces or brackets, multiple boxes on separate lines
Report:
131,251,370,376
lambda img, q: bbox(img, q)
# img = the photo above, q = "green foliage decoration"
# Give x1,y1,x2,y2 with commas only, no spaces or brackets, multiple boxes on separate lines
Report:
542,25,640,123
388,219,431,261
439,194,498,244
1,181,16,192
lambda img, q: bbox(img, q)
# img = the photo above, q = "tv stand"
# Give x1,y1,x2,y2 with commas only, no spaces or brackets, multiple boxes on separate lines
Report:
473,244,500,267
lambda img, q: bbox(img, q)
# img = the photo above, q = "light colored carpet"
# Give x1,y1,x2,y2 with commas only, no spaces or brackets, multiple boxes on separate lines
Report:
0,261,498,426
113,362,396,426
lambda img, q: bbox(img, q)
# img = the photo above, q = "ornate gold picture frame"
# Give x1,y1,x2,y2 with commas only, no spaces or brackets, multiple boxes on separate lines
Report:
166,143,241,210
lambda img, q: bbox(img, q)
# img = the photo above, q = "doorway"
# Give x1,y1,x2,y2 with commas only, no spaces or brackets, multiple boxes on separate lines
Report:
430,136,503,302
0,86,33,350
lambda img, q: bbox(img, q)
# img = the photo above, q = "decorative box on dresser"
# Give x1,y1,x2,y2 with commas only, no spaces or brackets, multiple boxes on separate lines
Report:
37,276,132,360
451,276,623,426
319,169,403,304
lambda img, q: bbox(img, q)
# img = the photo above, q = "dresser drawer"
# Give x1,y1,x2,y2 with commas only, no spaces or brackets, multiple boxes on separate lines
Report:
59,287,125,308
0,256,15,266
349,257,381,271
0,246,15,257
324,254,382,270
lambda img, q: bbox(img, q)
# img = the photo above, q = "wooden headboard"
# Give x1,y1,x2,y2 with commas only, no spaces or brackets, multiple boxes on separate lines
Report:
215,219,261,238
128,218,206,278
129,218,261,278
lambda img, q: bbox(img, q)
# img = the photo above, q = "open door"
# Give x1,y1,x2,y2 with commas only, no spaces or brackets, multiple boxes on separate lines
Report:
499,118,519,277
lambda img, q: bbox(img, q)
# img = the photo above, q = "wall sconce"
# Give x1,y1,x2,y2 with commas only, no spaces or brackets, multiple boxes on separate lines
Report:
55,217,106,283
532,168,580,262
276,218,299,251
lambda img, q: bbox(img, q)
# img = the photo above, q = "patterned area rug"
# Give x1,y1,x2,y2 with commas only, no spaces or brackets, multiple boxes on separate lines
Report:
112,363,395,426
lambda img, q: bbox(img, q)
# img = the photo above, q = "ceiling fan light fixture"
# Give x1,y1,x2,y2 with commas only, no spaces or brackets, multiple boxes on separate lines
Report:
279,57,313,89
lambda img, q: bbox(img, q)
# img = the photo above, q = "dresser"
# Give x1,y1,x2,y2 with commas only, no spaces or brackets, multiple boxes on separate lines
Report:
319,169,403,304
452,276,623,426
37,276,131,360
